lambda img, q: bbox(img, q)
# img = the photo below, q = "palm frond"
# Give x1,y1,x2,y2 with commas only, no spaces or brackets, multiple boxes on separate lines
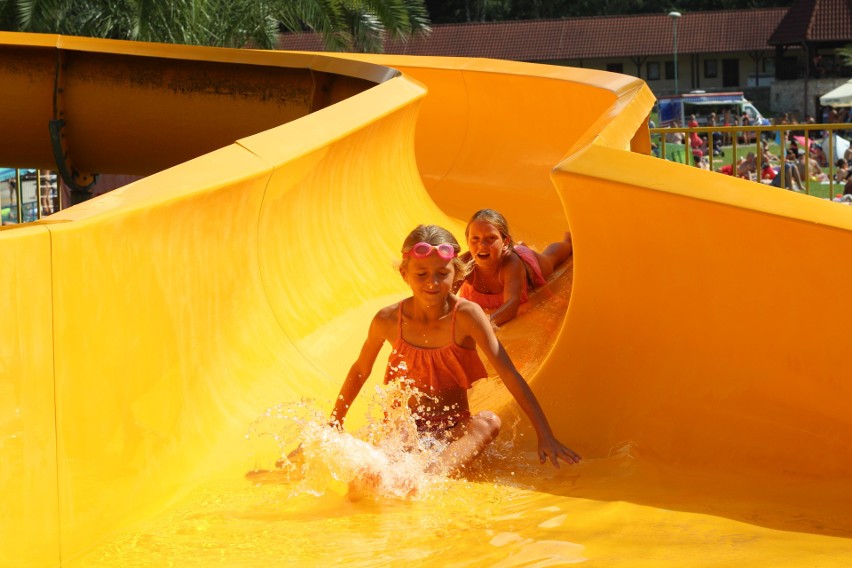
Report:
15,0,65,32
273,0,353,51
361,0,430,39
341,5,384,53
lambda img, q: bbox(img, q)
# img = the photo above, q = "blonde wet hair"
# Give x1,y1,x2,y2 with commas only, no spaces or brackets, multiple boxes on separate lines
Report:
400,224,471,285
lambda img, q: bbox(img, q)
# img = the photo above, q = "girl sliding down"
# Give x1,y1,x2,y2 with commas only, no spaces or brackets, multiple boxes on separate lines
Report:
330,224,580,495
459,209,572,326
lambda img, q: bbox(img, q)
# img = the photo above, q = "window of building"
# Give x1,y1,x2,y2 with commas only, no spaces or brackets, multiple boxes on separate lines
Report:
665,61,676,80
704,59,718,78
722,58,740,87
606,63,624,73
647,62,660,80
763,58,775,74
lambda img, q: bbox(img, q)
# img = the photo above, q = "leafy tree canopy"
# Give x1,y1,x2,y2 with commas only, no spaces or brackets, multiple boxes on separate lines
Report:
0,0,430,51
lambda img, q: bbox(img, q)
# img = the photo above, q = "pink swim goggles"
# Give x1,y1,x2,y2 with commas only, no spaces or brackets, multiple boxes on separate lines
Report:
403,242,457,260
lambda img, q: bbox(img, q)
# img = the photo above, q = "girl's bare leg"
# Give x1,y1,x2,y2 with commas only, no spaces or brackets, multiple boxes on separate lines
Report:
536,232,573,279
347,412,501,500
347,469,385,501
427,411,501,476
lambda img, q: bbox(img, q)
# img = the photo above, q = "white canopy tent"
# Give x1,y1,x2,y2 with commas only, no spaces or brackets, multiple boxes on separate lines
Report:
830,133,850,161
820,79,852,107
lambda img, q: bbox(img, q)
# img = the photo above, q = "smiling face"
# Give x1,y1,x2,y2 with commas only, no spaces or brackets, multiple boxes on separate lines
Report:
401,254,456,307
466,219,507,269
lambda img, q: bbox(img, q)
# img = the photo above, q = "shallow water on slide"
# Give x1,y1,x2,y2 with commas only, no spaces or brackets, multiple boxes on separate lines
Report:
68,263,852,567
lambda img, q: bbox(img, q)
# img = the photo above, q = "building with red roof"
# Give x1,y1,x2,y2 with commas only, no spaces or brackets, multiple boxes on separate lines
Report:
278,1,852,116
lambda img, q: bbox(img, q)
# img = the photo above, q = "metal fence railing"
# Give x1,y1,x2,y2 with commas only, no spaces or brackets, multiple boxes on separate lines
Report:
650,123,852,198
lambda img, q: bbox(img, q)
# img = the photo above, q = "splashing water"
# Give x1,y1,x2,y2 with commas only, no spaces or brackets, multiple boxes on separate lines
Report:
245,382,468,501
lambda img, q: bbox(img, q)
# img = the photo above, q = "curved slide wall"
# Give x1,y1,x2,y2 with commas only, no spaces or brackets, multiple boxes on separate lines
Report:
2,33,852,567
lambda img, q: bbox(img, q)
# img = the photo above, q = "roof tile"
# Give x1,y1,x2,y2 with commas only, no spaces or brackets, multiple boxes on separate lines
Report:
769,0,852,44
279,9,791,59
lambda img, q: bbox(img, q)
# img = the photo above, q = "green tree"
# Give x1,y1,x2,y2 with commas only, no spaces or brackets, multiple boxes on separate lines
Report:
839,45,852,67
0,0,430,52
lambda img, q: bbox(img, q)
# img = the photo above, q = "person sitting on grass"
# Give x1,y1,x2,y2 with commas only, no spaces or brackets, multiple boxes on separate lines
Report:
835,159,849,183
760,140,780,165
771,150,804,191
718,152,757,179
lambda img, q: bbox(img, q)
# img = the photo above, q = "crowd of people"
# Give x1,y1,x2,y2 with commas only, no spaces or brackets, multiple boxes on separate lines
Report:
715,137,852,196
662,111,852,198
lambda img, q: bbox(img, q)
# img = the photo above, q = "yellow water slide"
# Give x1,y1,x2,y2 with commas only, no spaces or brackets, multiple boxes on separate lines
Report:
3,32,852,567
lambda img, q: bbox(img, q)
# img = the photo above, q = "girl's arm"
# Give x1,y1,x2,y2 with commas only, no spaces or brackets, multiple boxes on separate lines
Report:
330,311,388,427
488,254,527,327
458,301,581,466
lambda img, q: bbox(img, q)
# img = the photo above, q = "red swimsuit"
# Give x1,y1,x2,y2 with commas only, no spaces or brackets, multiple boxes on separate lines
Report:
458,245,547,310
384,301,487,430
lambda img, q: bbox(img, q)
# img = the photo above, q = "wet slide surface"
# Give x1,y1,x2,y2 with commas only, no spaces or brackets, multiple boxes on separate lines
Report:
3,33,852,567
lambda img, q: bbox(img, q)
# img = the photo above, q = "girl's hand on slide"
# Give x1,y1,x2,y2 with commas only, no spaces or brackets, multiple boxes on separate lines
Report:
538,436,582,467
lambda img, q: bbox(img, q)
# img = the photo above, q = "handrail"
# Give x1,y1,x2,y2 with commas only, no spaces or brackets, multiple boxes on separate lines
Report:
650,123,852,196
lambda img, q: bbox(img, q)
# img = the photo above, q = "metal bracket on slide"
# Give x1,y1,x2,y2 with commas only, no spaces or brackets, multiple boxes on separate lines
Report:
49,50,97,204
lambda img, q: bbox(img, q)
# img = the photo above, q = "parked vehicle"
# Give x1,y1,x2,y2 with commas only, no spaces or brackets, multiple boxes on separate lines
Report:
656,91,770,127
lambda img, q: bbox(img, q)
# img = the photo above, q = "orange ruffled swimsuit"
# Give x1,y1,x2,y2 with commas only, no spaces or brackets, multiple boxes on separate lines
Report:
384,302,488,430
458,245,548,310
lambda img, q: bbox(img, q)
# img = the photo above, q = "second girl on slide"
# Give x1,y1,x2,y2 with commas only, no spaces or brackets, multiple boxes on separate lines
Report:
459,209,572,326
